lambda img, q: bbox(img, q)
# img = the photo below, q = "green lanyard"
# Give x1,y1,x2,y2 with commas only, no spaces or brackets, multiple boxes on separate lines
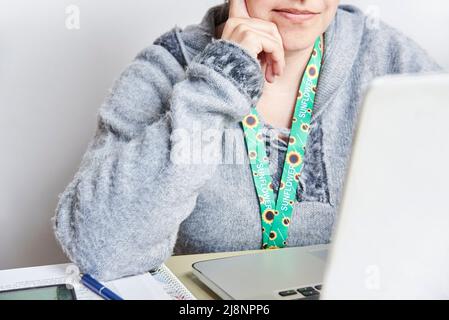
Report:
242,36,323,249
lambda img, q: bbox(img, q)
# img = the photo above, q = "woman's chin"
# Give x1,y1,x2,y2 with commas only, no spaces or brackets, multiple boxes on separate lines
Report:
281,37,318,53
277,24,323,52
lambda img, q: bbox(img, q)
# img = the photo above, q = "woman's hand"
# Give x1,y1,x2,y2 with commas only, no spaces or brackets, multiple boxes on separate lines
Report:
221,0,285,83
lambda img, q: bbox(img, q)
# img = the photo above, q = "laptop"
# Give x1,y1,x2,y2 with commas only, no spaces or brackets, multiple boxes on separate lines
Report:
192,74,449,300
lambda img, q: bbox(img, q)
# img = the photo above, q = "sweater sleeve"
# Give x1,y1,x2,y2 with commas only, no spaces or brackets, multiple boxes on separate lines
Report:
52,39,264,281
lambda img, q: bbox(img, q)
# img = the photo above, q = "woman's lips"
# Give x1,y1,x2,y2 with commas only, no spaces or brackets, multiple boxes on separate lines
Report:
273,8,319,23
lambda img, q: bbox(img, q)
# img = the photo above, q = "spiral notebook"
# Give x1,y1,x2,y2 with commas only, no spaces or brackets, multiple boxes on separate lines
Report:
150,264,196,300
0,263,196,300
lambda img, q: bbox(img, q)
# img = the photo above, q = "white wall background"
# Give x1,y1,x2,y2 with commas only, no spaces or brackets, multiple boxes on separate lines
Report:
0,0,448,270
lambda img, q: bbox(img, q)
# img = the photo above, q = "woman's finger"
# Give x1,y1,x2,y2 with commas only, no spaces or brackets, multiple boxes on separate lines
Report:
265,58,274,83
240,27,284,76
225,17,283,48
229,0,250,19
230,22,283,51
246,30,285,76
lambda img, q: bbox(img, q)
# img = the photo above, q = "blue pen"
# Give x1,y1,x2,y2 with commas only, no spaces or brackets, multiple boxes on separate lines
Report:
80,273,123,300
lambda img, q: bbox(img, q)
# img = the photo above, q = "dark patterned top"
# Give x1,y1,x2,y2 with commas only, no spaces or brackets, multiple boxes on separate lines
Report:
262,119,329,204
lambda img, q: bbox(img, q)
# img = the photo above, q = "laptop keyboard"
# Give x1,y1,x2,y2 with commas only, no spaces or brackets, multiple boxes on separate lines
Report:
278,284,322,299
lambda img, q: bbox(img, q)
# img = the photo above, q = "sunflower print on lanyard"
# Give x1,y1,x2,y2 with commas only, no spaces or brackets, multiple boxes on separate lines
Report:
242,36,323,249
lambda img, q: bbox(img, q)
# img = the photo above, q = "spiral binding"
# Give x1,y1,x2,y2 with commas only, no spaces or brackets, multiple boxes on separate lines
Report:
151,264,196,300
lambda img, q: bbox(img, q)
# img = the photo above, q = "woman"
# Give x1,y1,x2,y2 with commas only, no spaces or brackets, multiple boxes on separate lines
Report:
53,0,441,280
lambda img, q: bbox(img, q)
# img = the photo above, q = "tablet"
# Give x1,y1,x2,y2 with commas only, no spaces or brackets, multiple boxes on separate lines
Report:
0,284,76,300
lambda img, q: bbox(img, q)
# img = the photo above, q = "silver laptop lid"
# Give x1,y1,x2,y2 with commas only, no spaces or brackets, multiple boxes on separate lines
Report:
322,74,449,299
